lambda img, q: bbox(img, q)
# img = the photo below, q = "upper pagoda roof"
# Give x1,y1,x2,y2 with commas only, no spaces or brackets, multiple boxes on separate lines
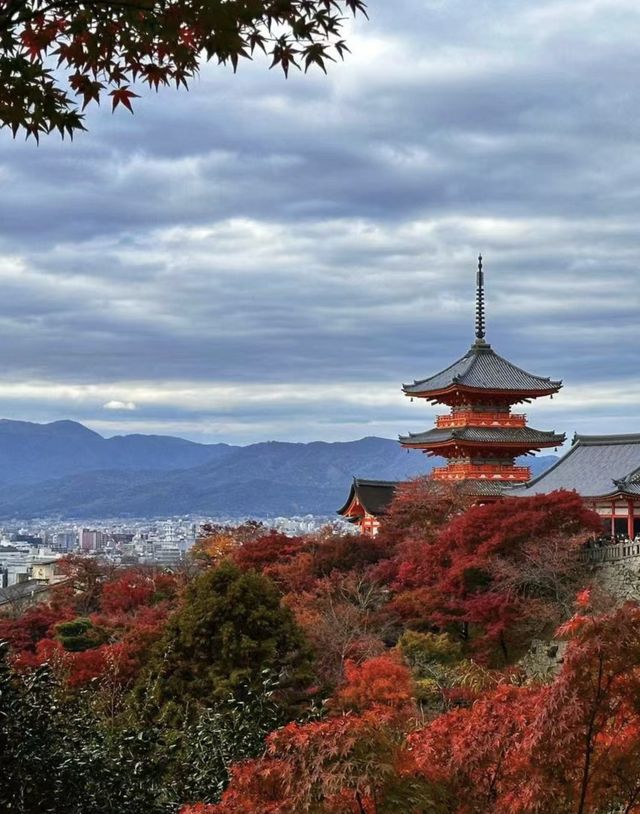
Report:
403,256,561,398
508,434,640,499
403,341,562,397
399,425,565,449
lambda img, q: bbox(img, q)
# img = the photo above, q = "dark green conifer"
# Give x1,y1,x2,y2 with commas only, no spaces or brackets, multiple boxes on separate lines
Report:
140,561,313,720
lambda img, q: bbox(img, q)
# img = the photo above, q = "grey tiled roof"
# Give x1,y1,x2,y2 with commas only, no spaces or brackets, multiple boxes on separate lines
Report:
509,434,640,498
403,342,562,395
619,483,640,496
0,580,51,606
399,426,565,447
462,480,516,496
337,479,398,517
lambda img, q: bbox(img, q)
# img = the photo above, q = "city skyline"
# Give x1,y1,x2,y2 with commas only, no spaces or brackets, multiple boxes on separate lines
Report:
1,0,639,446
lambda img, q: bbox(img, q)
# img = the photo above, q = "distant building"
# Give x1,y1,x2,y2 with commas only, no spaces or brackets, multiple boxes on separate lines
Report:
337,480,397,536
12,533,44,547
110,532,134,546
0,548,64,592
30,559,65,584
80,529,107,552
51,531,77,552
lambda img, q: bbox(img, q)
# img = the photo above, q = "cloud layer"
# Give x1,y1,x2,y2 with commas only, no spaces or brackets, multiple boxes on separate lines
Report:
0,0,639,444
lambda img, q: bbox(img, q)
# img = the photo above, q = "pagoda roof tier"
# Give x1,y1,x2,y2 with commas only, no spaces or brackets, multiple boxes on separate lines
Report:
399,425,565,450
403,341,562,400
337,478,398,519
508,434,640,499
461,480,515,497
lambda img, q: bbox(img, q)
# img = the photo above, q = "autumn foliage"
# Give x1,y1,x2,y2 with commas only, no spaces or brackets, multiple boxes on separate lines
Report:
3,488,637,814
0,561,176,687
385,488,601,662
0,0,367,139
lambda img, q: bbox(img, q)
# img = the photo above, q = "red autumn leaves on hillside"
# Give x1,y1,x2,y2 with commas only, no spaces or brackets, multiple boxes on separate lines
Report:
183,602,640,814
0,558,177,685
4,485,639,814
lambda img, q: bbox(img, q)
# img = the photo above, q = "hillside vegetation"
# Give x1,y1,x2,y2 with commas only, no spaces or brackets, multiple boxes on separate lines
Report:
3,485,638,814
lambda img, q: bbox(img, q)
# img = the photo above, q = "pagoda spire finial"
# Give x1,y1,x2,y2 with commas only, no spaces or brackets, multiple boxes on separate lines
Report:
475,253,487,344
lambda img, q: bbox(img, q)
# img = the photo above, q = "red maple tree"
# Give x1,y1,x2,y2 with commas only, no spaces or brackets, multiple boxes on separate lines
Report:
0,0,367,139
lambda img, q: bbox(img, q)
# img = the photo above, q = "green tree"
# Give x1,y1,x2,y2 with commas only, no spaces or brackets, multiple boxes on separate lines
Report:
0,641,298,812
0,0,367,140
55,617,108,651
0,643,165,813
141,560,313,720
169,676,293,808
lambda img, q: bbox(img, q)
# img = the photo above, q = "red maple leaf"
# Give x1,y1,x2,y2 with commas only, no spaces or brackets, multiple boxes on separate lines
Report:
109,86,140,112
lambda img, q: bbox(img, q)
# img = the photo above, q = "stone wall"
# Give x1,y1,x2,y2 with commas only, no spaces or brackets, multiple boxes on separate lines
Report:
521,551,640,679
520,638,567,680
590,558,640,602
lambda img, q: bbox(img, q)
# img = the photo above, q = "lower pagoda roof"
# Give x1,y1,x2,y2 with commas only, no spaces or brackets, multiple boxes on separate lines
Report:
337,478,398,519
508,434,640,499
460,480,512,497
399,426,565,449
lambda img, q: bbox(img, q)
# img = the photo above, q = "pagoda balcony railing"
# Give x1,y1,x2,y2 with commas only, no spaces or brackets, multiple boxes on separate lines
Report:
432,463,531,481
436,412,527,429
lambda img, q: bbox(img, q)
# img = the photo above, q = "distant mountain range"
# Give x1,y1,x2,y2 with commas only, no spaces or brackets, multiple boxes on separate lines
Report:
0,420,558,518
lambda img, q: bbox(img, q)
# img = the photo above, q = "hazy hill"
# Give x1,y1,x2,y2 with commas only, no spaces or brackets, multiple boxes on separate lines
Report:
0,420,557,518
0,419,231,483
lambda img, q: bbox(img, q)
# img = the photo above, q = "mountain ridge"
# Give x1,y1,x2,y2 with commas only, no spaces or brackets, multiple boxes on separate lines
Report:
0,419,558,518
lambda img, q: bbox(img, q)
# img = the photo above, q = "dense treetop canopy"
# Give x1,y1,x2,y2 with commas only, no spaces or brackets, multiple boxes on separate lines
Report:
1,490,633,813
0,0,367,139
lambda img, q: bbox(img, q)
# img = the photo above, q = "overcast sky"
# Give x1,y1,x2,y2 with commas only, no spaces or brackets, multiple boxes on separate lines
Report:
0,0,639,446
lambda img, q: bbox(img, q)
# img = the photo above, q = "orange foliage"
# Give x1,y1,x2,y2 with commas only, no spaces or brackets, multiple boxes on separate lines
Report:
385,490,602,661
191,602,640,814
0,605,74,653
3,562,171,687
183,654,424,814
231,531,306,572
330,655,414,713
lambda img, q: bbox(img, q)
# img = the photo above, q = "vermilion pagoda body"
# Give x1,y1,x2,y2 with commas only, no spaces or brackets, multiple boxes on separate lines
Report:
400,257,565,494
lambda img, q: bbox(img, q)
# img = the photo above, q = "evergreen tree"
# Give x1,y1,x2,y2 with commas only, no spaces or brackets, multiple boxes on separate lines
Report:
0,643,165,813
141,560,313,720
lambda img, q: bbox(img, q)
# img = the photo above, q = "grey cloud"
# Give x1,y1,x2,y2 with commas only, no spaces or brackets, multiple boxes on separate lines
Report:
0,0,639,442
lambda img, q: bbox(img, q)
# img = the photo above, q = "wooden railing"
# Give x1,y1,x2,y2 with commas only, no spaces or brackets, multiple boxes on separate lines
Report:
432,464,531,481
436,412,527,429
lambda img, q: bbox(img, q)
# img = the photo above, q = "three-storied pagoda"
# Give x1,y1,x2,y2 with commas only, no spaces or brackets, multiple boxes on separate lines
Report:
399,257,565,495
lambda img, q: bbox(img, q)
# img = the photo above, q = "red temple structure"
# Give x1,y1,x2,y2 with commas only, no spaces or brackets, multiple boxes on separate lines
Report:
337,478,397,536
399,256,565,495
339,257,640,538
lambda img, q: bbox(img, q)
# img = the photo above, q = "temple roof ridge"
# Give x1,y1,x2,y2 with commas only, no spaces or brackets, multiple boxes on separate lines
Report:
337,478,398,518
613,465,640,486
352,477,399,488
572,432,640,446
